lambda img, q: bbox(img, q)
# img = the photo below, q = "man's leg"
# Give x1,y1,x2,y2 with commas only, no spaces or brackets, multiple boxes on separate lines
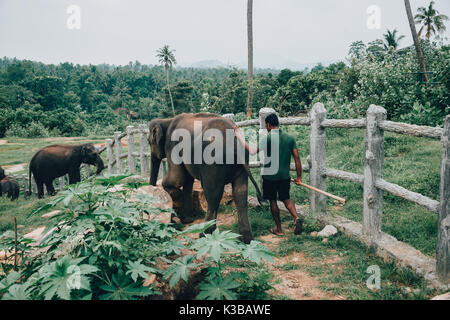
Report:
270,200,284,235
279,179,303,235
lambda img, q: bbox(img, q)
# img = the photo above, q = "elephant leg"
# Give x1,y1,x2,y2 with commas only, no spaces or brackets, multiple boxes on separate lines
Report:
181,175,194,224
68,169,81,185
232,171,253,244
36,179,45,199
45,180,56,196
203,182,224,235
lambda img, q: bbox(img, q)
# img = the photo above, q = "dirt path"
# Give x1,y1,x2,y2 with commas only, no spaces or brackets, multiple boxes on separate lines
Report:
187,211,345,300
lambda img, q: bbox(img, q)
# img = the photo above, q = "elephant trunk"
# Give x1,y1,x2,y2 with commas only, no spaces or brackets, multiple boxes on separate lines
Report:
95,156,105,175
150,156,161,186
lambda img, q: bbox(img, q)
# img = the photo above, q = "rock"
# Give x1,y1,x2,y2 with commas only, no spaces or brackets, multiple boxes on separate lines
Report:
42,210,61,219
310,231,318,237
106,184,127,193
431,292,450,300
171,180,234,216
317,225,338,238
130,185,173,224
120,175,149,185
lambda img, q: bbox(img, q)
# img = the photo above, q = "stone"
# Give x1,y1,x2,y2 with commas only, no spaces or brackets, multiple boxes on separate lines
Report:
171,180,234,216
130,185,173,224
42,210,61,219
120,175,149,185
317,225,338,238
431,292,450,300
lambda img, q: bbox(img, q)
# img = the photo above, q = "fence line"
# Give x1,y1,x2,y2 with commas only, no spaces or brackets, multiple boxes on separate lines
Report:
232,105,448,283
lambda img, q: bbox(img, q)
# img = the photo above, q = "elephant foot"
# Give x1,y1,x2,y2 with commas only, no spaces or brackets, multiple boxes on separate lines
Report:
239,232,253,245
180,215,195,224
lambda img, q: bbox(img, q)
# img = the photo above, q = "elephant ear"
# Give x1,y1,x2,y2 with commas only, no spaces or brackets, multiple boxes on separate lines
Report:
153,123,163,145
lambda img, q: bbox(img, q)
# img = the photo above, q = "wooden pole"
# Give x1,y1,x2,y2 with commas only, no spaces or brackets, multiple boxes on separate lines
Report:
139,124,149,177
14,217,17,270
126,126,136,174
437,115,450,283
309,103,327,214
292,179,346,204
106,138,114,174
114,132,123,174
363,105,387,241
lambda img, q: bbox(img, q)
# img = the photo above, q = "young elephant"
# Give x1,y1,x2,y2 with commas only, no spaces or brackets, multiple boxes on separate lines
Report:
0,166,19,200
0,177,20,201
28,144,105,198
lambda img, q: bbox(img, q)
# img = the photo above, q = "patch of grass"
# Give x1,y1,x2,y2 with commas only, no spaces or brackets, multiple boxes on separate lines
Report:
276,230,438,300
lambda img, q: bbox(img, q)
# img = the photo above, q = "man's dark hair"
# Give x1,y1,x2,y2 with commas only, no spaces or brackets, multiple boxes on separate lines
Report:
265,113,279,127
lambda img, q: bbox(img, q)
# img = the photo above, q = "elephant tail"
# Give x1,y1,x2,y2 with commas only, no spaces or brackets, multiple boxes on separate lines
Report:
242,164,264,206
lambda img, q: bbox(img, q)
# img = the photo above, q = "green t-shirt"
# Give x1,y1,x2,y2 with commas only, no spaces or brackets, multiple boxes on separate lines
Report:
258,129,297,181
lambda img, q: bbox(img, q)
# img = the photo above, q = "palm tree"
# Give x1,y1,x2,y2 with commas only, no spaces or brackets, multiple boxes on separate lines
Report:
404,0,428,82
246,0,254,119
415,1,449,39
156,45,177,116
383,29,405,50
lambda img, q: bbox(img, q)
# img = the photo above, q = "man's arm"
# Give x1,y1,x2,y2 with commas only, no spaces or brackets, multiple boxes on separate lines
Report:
234,125,259,155
292,148,302,184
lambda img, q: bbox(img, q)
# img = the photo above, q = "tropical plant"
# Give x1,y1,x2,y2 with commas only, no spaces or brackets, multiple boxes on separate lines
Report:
156,45,177,116
383,29,405,50
0,175,274,300
415,1,449,39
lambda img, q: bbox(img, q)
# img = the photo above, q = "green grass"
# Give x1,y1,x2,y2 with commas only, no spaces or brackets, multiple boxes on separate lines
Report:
226,210,439,300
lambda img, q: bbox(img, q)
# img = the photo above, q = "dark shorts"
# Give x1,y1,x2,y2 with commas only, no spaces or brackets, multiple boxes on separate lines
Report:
262,178,291,201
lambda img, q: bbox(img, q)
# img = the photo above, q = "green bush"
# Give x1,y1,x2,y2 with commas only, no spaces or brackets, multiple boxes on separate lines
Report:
0,176,275,300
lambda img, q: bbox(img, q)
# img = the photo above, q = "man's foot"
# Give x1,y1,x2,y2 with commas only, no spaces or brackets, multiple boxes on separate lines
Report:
270,228,284,236
294,218,303,235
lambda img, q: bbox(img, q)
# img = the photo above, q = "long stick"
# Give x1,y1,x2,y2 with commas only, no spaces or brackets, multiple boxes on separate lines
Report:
14,217,18,270
291,179,346,204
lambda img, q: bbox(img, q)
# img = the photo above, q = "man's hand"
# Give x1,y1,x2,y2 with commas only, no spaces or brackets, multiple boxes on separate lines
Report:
234,125,240,134
293,177,303,185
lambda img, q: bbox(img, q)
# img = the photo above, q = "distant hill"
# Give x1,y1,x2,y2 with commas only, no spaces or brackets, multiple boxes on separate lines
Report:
185,60,227,69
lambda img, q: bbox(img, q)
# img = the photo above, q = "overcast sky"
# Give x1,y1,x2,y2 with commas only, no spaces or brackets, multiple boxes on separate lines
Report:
1,0,449,69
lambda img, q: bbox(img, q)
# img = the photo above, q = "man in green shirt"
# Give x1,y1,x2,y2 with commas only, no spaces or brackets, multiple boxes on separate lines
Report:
234,113,303,236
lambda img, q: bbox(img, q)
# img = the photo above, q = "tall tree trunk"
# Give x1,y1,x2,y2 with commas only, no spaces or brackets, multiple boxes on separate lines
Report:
404,0,428,82
246,0,254,119
165,65,176,116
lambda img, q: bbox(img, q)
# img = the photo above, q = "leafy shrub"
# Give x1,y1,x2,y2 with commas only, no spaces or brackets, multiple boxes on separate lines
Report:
0,176,274,300
5,121,53,138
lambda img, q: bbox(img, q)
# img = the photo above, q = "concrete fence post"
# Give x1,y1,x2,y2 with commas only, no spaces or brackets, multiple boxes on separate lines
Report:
126,126,136,174
363,105,387,241
106,138,114,174
59,176,64,191
139,124,149,176
114,132,123,174
309,103,327,215
437,115,450,284
21,174,27,193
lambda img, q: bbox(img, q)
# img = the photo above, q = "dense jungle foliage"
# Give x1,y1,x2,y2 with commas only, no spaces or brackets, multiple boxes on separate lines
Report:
0,39,448,139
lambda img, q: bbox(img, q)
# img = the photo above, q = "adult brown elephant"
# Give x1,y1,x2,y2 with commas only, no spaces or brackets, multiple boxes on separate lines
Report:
148,112,263,244
27,144,105,198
